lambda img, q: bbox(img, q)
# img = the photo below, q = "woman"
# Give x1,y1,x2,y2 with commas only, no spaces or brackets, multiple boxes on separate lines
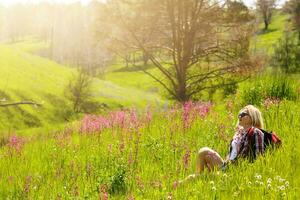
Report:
175,105,265,186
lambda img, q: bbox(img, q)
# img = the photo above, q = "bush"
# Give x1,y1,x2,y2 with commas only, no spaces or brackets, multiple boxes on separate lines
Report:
65,69,99,114
109,165,127,195
239,81,264,106
272,31,300,73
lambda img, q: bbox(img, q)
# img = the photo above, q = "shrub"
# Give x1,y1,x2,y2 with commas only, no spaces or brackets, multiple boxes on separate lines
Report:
239,81,264,106
272,31,300,73
109,166,127,195
65,69,99,114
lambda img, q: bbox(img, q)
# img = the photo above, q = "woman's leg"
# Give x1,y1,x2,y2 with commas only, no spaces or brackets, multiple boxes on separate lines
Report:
173,147,223,189
196,147,223,173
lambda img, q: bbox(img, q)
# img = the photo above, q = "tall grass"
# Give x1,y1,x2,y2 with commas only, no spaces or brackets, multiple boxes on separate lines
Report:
0,100,299,199
238,73,299,106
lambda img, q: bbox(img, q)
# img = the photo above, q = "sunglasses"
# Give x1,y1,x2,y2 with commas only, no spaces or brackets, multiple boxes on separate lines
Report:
238,112,249,118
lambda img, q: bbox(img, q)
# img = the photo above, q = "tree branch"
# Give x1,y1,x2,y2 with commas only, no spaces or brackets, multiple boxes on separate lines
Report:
0,101,42,107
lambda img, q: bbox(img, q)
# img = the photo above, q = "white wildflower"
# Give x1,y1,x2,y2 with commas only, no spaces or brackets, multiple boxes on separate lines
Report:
285,181,289,187
279,178,285,183
254,174,262,180
211,186,216,191
277,185,285,191
209,181,214,185
248,181,252,185
233,192,239,197
267,184,272,189
267,178,272,184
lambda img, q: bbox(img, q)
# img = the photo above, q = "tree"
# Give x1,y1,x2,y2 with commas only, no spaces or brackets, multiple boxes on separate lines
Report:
97,0,259,102
256,0,277,31
283,0,300,42
65,69,94,113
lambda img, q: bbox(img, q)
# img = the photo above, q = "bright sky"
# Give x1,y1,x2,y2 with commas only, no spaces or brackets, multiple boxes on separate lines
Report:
0,0,96,6
0,0,288,7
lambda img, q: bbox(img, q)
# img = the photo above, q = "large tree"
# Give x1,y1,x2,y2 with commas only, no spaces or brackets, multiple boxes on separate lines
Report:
256,0,277,31
97,0,259,101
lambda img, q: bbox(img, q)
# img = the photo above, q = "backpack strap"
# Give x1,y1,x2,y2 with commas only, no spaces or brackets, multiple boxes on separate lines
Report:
246,127,255,138
246,127,257,161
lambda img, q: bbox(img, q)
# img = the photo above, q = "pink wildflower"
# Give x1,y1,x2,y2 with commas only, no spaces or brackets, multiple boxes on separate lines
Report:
264,98,280,109
183,101,193,129
24,176,32,194
183,149,191,170
99,184,109,200
8,135,24,155
119,141,125,153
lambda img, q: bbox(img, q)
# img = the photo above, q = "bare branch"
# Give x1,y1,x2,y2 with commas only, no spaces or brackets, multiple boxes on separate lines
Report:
0,101,42,107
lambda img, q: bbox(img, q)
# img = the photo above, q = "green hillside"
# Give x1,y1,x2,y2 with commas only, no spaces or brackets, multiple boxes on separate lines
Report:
251,11,289,54
0,12,292,131
0,41,166,131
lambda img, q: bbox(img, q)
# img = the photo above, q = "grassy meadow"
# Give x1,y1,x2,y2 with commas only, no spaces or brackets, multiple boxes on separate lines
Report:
0,97,299,199
0,5,300,200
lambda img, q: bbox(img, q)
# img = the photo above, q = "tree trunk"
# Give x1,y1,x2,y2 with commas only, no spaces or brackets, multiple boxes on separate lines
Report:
264,20,269,30
143,52,149,66
177,82,187,102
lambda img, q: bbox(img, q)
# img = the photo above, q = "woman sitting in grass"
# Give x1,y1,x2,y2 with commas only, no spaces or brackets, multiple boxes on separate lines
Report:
175,105,266,186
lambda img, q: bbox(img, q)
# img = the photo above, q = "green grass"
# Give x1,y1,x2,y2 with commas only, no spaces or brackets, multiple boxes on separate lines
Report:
0,99,299,199
251,11,289,55
0,42,167,130
0,11,299,199
104,63,165,95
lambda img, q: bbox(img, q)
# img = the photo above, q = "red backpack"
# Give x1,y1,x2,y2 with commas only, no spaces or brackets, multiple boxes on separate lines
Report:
247,127,282,149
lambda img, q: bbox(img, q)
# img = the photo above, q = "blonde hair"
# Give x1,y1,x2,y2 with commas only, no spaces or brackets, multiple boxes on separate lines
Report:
239,105,264,129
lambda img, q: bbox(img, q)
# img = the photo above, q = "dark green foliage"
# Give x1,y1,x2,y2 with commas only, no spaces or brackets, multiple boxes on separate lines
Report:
240,82,264,105
108,165,127,195
272,31,300,73
223,82,238,97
